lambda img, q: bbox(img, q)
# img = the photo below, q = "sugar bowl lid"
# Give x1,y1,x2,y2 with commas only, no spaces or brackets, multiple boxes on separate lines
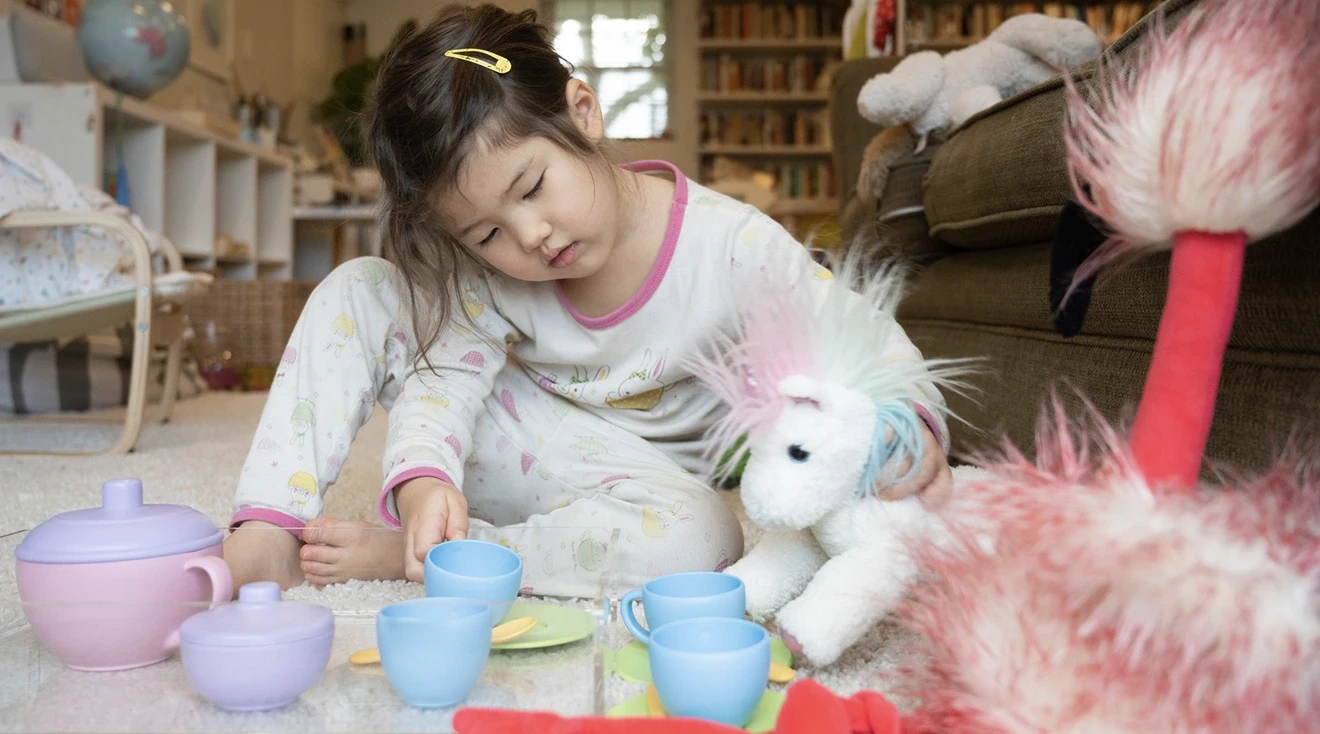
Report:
181,582,334,647
15,478,224,564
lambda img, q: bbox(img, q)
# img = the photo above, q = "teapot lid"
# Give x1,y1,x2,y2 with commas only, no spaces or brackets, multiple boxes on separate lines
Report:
14,478,224,564
180,582,334,647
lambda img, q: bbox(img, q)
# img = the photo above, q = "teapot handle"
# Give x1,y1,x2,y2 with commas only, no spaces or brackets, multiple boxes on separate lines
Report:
186,554,235,608
164,554,235,652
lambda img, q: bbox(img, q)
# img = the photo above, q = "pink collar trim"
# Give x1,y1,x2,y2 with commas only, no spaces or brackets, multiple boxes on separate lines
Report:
555,160,688,329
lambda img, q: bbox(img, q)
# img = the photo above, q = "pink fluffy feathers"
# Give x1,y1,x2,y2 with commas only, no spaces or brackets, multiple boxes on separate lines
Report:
1061,0,1320,283
896,404,1320,733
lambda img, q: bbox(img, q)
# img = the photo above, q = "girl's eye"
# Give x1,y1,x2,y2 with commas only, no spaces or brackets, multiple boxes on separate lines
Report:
787,444,809,462
525,172,545,200
478,228,499,246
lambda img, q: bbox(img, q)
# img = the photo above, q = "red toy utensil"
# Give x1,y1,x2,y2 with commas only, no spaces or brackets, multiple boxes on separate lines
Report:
452,679,902,734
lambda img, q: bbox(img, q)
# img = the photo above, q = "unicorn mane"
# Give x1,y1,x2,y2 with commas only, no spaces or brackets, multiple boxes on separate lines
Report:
688,246,975,485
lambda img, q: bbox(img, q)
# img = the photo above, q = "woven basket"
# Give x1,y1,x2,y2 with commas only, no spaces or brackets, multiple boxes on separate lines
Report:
188,280,317,368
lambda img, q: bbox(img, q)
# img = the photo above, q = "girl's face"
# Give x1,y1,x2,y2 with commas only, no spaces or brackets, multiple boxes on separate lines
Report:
439,81,621,283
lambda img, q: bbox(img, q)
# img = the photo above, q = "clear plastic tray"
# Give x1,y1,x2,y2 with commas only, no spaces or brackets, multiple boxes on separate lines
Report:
0,525,624,733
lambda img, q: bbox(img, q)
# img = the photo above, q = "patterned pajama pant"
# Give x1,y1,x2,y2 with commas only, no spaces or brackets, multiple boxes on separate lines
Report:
233,258,744,597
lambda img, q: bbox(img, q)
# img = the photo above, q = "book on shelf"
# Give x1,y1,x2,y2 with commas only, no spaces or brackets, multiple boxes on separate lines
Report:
701,54,834,94
701,160,837,201
905,2,1161,47
773,160,836,200
700,2,846,41
701,109,831,148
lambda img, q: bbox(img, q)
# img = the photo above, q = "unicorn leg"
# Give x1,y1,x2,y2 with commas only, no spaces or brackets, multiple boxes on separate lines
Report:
774,543,917,668
725,530,828,622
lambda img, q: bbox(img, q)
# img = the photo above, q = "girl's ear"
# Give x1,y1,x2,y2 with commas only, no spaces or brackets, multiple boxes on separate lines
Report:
565,78,604,142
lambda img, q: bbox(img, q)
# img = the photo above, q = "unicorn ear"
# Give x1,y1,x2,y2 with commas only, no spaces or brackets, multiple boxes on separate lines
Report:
778,375,819,400
778,375,830,411
778,376,860,418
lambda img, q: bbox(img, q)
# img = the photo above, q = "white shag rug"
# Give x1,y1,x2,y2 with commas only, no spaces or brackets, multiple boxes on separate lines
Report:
0,391,923,728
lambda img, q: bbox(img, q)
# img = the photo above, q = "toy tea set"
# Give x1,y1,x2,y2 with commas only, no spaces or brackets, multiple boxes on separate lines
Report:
11,478,797,728
11,478,594,713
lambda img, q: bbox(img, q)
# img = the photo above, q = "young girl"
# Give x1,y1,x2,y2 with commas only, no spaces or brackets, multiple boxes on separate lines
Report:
223,4,953,598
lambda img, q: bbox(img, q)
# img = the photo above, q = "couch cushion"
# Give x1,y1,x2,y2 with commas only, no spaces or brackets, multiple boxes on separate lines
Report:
901,207,1319,352
922,0,1202,250
900,319,1320,479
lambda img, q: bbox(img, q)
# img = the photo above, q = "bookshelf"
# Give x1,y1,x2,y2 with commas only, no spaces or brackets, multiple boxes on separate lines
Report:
902,1,1164,52
697,1,847,238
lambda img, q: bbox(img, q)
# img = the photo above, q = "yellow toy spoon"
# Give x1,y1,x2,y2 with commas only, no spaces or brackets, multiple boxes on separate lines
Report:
645,683,666,716
349,616,538,665
769,661,796,683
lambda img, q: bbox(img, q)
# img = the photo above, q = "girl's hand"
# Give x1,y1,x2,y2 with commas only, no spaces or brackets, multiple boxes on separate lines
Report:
396,477,470,583
875,421,953,508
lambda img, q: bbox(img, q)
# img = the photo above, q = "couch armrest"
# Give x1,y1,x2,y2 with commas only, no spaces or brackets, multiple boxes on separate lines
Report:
830,57,902,205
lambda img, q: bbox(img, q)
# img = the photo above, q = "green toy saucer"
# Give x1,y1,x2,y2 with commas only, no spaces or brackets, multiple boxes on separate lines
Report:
491,603,594,650
611,636,792,684
606,689,785,732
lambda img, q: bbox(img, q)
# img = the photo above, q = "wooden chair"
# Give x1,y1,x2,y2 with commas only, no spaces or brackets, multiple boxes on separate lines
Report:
0,209,211,455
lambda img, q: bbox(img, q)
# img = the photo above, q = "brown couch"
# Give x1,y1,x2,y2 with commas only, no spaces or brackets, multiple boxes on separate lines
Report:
829,0,1319,476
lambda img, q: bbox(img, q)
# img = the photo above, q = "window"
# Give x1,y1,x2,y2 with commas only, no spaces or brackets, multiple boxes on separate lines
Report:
543,1,670,140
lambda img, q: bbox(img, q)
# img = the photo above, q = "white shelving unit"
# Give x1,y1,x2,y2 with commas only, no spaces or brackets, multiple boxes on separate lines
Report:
2,82,294,280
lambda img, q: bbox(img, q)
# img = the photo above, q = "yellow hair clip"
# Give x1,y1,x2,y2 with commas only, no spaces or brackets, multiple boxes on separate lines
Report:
444,48,511,74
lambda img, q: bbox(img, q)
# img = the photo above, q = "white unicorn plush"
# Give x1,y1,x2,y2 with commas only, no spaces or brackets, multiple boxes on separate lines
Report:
689,250,975,667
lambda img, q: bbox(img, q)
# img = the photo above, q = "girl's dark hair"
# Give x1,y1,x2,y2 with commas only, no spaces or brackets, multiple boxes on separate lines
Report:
368,4,614,362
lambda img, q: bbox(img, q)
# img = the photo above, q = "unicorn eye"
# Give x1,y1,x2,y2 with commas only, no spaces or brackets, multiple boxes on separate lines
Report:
787,444,810,462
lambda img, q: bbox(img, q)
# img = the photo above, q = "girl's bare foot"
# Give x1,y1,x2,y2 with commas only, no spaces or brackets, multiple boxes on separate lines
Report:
224,521,305,596
300,518,407,587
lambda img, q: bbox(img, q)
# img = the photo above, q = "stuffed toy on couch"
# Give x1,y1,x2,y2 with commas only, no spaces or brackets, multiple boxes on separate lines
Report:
854,13,1102,204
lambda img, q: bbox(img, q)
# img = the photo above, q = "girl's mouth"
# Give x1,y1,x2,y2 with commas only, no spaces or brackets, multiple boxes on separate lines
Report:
549,242,579,269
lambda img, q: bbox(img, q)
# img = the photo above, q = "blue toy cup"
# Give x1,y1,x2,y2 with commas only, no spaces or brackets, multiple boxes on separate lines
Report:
620,572,745,645
649,617,770,728
423,539,522,627
376,598,491,709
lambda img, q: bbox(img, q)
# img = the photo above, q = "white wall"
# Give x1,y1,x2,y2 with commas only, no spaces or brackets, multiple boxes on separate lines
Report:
150,0,344,147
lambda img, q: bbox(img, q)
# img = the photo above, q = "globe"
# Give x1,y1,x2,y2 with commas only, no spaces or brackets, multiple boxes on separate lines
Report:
77,0,191,99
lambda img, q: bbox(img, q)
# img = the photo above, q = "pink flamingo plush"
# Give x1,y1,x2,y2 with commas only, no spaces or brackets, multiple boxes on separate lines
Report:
893,1,1320,732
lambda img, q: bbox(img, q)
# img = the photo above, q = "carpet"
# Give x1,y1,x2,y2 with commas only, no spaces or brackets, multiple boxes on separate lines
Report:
0,391,926,727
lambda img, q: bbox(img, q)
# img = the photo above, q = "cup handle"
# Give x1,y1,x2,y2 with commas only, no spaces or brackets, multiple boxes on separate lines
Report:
619,589,648,645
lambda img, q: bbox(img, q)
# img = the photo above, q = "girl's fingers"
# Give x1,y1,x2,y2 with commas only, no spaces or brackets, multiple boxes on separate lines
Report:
404,534,424,583
921,462,954,509
446,491,470,541
876,420,943,502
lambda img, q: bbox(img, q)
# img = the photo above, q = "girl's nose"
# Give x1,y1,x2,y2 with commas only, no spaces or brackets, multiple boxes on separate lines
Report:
517,218,552,253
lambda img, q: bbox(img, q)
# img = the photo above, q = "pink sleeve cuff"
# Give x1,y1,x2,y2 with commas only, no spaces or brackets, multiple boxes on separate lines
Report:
914,404,948,454
230,508,307,542
378,467,457,528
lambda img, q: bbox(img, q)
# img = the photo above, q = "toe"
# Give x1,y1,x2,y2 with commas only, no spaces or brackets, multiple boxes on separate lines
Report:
300,542,342,564
300,560,338,582
302,517,331,546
